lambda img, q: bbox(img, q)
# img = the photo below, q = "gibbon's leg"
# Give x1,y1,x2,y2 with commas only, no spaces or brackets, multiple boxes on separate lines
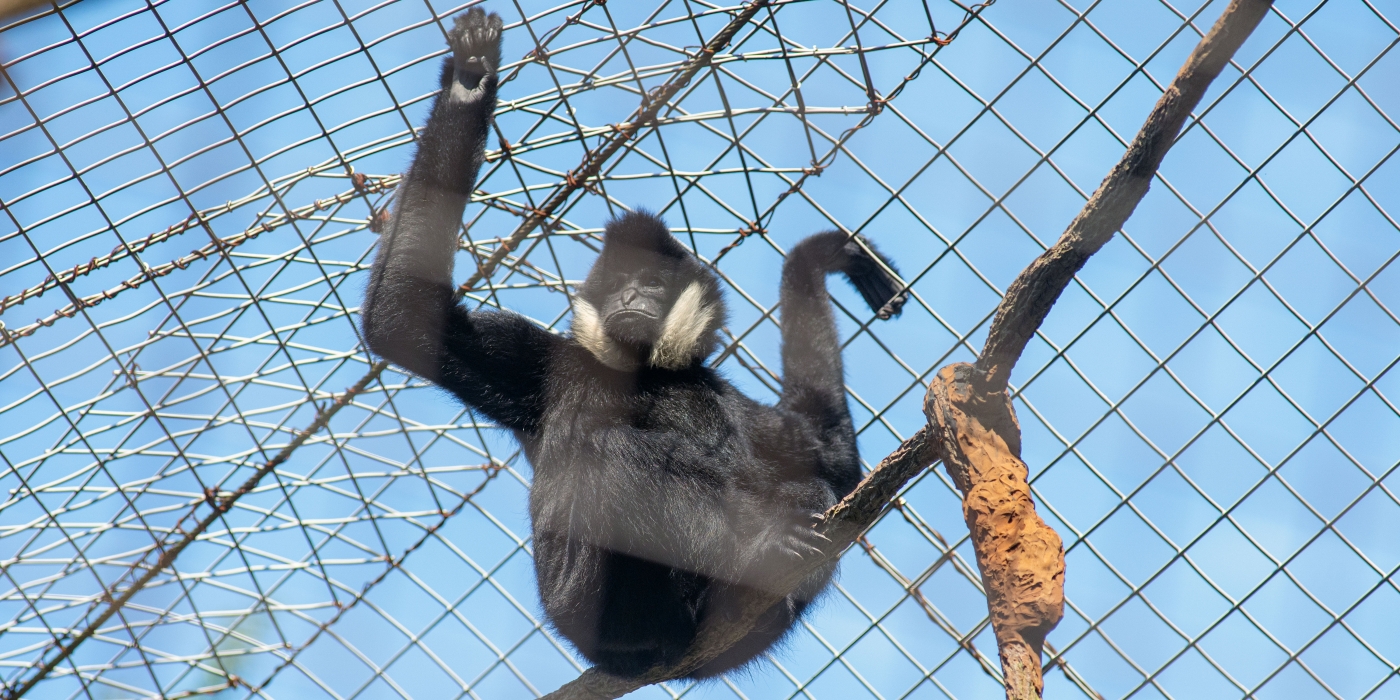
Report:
777,231,906,494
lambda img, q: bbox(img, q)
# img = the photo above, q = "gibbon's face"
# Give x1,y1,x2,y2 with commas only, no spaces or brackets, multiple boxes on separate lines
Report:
597,255,681,349
571,210,725,371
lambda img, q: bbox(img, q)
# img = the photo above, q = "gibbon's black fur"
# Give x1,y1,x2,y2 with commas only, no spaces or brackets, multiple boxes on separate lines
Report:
362,7,908,680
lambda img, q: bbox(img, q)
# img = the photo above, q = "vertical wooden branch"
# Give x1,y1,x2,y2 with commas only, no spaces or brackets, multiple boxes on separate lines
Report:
540,1,1274,698
932,0,1273,697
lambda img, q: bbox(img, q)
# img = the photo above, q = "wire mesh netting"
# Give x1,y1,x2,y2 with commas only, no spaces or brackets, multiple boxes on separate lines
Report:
2,0,1399,697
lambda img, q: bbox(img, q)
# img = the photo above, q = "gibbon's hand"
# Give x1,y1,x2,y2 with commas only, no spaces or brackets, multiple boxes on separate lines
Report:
447,8,503,99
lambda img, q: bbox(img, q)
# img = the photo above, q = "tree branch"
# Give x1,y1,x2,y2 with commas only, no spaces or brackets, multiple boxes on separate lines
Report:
976,0,1274,394
541,1,1273,698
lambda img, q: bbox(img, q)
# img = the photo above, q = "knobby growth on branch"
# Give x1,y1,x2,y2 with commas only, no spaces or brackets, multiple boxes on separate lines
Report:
541,0,1274,698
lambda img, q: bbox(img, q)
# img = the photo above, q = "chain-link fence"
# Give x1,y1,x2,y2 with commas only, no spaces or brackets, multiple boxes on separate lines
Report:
1,0,1397,697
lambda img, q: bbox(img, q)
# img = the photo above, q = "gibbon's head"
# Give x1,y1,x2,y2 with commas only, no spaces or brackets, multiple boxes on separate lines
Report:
571,210,726,371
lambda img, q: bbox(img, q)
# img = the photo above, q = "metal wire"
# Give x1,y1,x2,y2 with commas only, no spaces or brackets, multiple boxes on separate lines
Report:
1,0,1397,698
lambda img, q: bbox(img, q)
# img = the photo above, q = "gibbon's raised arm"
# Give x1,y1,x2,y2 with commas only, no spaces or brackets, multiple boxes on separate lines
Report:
362,9,555,432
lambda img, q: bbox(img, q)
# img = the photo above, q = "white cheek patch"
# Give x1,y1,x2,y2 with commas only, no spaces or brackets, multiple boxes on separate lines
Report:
571,298,638,371
650,281,715,370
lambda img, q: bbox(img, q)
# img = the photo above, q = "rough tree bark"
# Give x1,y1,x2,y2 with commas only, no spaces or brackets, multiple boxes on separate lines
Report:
924,363,1064,699
541,0,1273,698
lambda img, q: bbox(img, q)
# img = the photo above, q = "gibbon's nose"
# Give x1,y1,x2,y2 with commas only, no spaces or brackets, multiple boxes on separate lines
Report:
621,287,640,306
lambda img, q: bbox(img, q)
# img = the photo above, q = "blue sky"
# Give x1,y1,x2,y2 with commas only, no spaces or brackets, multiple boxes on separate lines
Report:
1,0,1398,697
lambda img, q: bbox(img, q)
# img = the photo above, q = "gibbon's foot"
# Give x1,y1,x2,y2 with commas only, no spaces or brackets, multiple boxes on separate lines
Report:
448,7,504,91
843,234,909,320
774,513,832,563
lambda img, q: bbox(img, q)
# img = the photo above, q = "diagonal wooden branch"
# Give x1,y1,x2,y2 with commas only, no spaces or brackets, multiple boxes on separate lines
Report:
975,0,1275,395
541,1,1275,698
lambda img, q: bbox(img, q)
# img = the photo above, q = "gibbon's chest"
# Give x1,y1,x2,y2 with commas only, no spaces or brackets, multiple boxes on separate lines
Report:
527,357,753,475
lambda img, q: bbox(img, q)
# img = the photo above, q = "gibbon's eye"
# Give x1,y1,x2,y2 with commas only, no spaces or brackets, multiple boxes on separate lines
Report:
611,272,629,289
642,274,664,289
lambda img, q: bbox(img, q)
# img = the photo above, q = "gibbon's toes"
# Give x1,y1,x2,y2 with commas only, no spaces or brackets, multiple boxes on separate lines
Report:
777,519,829,561
449,8,504,73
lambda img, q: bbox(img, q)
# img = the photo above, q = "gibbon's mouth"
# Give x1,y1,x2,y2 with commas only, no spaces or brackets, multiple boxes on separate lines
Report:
607,308,658,321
